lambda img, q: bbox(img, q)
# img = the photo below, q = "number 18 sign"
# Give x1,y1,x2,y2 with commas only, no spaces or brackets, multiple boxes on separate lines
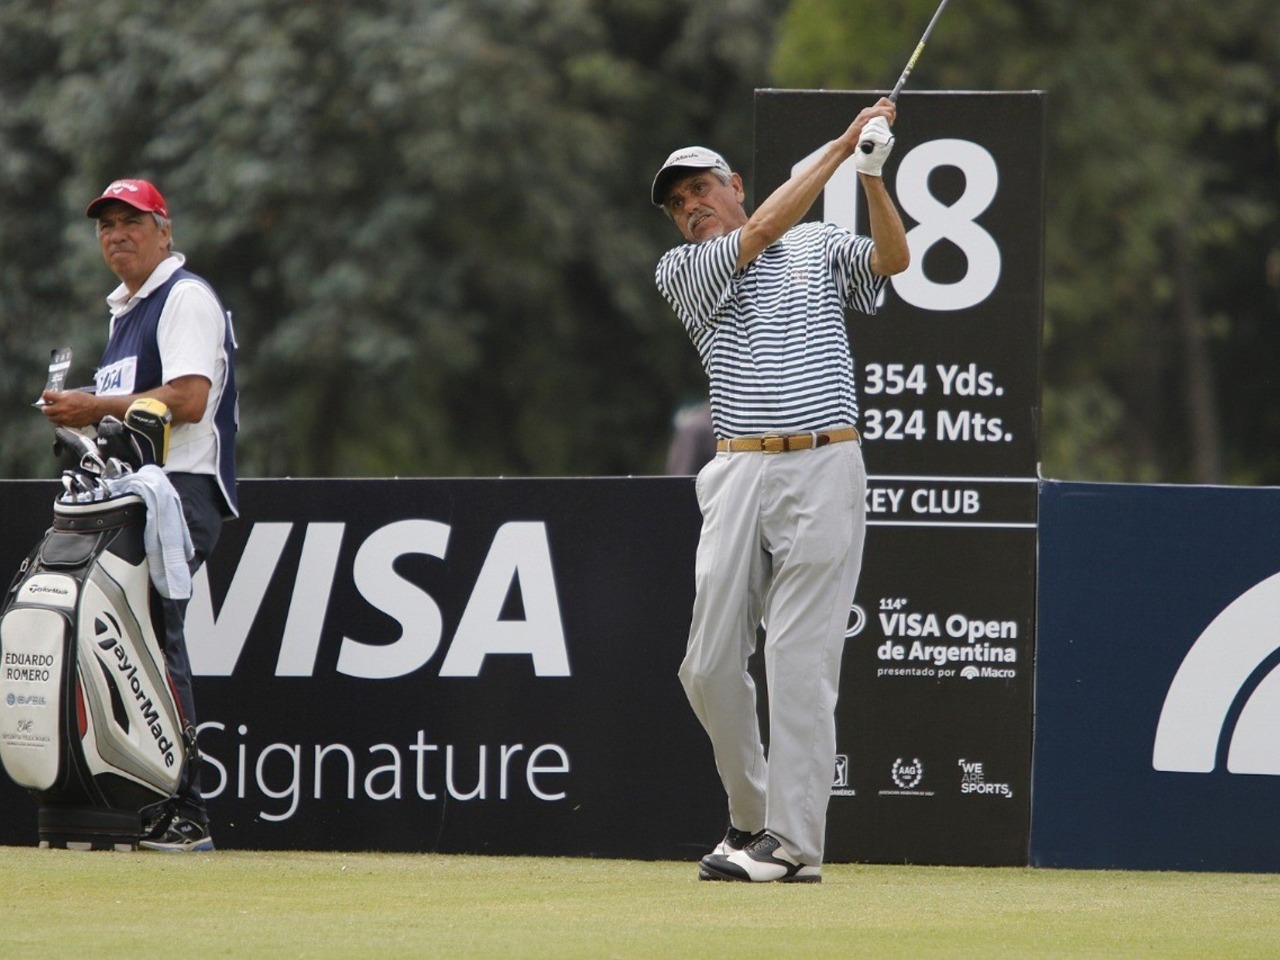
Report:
753,91,1044,482
754,92,1044,865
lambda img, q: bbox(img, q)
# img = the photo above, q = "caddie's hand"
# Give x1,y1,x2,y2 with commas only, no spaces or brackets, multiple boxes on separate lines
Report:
854,116,895,177
40,389,98,428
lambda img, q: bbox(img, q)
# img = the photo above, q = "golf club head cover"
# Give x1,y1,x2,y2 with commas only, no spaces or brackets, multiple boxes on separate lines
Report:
96,417,147,470
854,116,895,177
123,397,172,468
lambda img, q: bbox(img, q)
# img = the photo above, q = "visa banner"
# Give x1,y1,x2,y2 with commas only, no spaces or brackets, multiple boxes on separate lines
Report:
0,477,727,858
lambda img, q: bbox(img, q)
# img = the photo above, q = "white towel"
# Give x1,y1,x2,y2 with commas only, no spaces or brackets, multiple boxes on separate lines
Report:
102,465,195,599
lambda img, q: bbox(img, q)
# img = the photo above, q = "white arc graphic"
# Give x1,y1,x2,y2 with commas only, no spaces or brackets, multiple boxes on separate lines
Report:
1153,570,1280,774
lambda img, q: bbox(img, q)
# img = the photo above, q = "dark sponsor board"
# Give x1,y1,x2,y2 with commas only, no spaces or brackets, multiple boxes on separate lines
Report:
0,94,1042,865
756,92,1043,865
0,478,726,858
0,471,1035,864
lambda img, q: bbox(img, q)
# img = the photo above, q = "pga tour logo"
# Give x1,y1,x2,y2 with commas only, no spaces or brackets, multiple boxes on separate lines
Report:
833,754,850,788
831,753,855,797
1153,569,1280,776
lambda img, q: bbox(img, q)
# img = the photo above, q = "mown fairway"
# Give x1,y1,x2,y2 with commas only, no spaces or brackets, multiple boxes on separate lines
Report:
4,846,1280,958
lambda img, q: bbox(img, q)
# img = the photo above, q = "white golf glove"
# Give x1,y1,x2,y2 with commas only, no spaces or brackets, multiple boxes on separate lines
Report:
854,116,895,177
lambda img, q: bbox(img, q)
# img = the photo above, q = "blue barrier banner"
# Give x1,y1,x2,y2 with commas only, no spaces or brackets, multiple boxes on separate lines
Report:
1032,480,1280,871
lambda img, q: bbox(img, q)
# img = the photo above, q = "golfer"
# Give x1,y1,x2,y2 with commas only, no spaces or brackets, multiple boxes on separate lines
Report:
652,98,909,882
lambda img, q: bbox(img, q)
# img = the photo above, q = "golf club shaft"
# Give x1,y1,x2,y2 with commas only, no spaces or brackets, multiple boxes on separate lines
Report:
888,0,952,103
859,0,952,155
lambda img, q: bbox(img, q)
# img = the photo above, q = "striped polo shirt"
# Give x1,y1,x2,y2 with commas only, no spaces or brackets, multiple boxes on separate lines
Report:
655,221,885,438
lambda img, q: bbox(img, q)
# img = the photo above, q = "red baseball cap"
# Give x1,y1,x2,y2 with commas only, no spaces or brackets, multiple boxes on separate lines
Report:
85,179,169,219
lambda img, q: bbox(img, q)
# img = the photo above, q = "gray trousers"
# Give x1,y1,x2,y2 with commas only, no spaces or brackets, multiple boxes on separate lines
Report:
679,440,867,865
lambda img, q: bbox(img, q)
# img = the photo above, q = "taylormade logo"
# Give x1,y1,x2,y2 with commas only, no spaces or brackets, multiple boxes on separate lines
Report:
1153,570,1280,776
96,630,178,767
28,584,69,596
16,574,77,610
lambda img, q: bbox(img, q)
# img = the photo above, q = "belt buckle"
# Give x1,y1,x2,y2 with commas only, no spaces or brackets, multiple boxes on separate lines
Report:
761,434,786,454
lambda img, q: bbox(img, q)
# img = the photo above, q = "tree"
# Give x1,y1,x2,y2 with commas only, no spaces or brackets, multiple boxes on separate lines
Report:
773,0,1280,483
0,0,787,479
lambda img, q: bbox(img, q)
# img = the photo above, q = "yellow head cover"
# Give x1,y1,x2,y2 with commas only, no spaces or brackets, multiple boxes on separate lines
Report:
123,397,172,468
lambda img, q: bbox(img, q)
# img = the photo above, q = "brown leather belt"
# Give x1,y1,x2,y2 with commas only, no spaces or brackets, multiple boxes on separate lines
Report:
716,427,860,455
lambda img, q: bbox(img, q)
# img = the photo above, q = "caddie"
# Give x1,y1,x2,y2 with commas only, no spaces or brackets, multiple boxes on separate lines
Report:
40,178,239,852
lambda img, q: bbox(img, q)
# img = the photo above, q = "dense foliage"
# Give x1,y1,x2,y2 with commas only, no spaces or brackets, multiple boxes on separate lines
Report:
0,0,782,478
775,0,1280,482
1,0,1276,483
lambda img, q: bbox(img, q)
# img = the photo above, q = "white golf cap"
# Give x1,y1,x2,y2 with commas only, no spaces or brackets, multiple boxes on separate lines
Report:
651,146,731,207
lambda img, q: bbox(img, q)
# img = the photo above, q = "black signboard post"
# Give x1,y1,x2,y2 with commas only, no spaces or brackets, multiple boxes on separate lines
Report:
754,91,1044,865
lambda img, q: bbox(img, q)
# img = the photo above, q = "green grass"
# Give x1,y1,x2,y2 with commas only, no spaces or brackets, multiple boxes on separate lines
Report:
4,846,1279,959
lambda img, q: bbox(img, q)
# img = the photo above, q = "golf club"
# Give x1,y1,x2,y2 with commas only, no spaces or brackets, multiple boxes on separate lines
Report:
53,425,110,478
861,0,953,153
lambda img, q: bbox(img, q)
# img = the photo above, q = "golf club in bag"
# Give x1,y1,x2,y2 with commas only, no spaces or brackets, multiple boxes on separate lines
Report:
0,398,193,850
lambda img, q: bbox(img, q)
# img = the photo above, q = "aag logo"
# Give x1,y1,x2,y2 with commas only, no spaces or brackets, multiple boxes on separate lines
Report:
1153,570,1280,775
891,757,924,790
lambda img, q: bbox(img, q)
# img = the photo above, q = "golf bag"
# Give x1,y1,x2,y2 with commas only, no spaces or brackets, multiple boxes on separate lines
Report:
0,403,188,850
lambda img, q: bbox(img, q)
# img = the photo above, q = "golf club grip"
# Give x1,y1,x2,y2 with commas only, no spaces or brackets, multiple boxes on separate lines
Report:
856,59,910,152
